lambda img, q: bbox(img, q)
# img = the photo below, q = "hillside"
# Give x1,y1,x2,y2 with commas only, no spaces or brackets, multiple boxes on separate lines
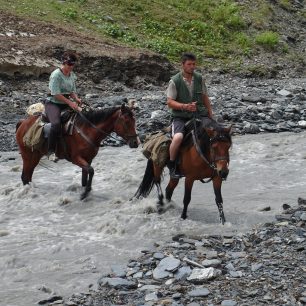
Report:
0,0,305,80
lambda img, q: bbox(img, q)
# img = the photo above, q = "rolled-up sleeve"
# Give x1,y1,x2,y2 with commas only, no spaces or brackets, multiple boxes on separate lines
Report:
49,74,61,96
166,80,177,100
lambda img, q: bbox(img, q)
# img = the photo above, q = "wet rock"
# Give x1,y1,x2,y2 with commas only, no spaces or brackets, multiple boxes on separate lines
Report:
98,277,137,289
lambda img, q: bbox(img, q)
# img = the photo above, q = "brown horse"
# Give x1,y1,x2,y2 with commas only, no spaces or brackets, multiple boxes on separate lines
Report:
135,122,232,224
16,104,138,200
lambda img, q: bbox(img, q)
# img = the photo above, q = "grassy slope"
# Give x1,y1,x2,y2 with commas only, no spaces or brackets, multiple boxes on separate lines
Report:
0,0,305,71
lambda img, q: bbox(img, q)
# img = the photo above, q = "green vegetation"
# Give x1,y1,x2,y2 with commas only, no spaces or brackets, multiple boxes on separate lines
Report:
0,0,294,64
255,31,280,50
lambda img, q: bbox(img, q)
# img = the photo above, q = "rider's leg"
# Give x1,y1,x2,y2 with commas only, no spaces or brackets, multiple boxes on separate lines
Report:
45,102,61,158
168,118,185,177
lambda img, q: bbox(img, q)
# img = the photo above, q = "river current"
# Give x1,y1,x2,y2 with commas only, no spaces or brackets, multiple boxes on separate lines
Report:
0,131,305,306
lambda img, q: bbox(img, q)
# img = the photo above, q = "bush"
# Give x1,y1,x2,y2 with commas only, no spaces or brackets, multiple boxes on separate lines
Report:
255,31,279,50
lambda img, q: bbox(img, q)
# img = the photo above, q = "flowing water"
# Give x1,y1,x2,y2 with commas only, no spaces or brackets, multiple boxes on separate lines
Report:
0,131,306,306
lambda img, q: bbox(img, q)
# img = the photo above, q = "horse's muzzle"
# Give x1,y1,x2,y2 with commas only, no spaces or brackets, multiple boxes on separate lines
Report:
218,168,229,180
129,138,139,148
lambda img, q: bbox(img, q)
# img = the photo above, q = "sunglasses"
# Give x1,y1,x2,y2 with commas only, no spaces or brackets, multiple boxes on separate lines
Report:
67,61,75,66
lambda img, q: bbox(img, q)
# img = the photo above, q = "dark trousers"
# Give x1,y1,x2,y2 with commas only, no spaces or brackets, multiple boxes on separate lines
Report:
45,101,68,152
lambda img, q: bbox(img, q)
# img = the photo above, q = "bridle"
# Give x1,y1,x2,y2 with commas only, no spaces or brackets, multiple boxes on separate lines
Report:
75,108,138,148
114,111,138,140
191,119,231,183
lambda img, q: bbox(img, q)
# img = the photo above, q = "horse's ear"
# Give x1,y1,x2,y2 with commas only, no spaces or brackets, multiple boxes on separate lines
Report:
121,103,127,112
127,99,138,109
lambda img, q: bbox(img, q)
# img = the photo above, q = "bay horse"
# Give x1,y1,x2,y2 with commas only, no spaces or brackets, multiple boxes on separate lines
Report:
135,121,232,224
16,104,138,200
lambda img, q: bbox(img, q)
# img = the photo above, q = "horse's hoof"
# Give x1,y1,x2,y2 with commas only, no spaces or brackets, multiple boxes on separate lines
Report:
181,214,187,220
157,205,164,214
80,192,87,200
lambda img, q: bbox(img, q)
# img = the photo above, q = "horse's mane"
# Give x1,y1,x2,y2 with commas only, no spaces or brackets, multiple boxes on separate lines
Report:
77,106,120,124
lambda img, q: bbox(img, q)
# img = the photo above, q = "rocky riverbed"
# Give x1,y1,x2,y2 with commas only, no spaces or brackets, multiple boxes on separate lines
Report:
37,197,306,306
0,75,305,151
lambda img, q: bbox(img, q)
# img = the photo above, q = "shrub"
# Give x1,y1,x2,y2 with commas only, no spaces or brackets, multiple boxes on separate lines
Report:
255,31,279,50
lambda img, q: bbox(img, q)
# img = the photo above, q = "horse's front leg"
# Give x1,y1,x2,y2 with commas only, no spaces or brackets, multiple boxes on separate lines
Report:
73,157,94,200
213,177,226,224
81,165,94,200
165,178,179,202
82,166,90,187
21,151,42,184
181,177,194,219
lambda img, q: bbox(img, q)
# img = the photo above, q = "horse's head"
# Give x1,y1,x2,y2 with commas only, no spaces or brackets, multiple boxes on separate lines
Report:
204,126,232,180
114,104,139,148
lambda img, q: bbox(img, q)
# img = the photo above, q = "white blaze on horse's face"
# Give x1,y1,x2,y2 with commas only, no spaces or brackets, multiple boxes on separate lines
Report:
114,106,138,148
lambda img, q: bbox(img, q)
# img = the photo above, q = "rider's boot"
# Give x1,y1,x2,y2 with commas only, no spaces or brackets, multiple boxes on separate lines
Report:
167,160,182,179
47,124,59,162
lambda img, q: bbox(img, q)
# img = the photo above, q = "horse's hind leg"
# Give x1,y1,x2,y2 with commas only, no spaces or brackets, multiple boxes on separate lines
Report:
213,178,226,224
181,177,194,219
21,152,41,184
153,164,165,211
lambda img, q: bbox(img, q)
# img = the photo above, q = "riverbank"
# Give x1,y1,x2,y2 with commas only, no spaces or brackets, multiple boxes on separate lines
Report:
1,76,306,152
40,197,306,306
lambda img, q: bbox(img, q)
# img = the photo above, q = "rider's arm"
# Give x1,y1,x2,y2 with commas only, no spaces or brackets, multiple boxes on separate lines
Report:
70,92,82,105
54,94,81,111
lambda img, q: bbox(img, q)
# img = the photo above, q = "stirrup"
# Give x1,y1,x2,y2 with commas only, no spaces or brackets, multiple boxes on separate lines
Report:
169,167,184,179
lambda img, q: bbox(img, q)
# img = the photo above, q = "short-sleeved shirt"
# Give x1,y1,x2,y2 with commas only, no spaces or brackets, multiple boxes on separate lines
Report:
48,68,77,104
166,75,208,100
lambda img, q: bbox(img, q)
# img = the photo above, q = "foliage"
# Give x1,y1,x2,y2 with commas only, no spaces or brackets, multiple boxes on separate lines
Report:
0,0,289,63
255,31,280,50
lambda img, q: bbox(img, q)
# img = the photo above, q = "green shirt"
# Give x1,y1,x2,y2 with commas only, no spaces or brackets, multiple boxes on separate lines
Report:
48,68,77,104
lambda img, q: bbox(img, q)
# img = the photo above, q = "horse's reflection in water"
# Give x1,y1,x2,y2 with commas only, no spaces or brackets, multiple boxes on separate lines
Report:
135,123,232,224
16,104,138,200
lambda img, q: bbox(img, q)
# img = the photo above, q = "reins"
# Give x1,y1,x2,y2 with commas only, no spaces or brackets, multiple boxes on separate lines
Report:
191,117,230,183
74,106,137,147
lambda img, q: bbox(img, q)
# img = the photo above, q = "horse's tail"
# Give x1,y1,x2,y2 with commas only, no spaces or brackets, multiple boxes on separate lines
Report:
16,120,24,132
134,159,155,198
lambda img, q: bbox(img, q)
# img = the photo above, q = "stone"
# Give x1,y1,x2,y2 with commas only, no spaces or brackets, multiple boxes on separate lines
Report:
174,266,192,280
201,259,222,267
157,256,181,272
111,265,126,278
153,252,165,260
187,267,221,283
277,89,292,96
188,287,210,297
251,263,263,272
221,300,237,306
98,277,137,289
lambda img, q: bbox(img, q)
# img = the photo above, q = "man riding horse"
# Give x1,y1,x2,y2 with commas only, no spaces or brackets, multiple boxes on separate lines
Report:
166,52,219,178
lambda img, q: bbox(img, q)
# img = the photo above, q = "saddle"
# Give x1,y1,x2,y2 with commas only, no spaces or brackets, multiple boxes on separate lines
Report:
23,108,77,151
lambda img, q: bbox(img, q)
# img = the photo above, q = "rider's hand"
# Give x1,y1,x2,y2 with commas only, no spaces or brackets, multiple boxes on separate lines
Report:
184,102,197,112
75,98,82,105
71,102,82,112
